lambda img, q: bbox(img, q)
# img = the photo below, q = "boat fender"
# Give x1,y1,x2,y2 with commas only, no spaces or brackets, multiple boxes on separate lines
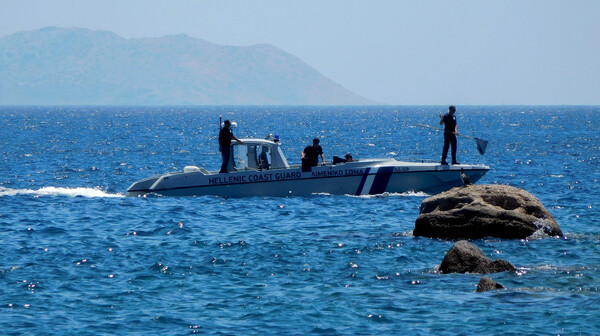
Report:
183,166,201,173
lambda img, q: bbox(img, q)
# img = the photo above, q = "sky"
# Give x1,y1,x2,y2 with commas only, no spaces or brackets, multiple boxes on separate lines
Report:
1,0,599,105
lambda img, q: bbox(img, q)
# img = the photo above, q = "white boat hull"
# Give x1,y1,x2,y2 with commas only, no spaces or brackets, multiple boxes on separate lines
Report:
126,159,489,197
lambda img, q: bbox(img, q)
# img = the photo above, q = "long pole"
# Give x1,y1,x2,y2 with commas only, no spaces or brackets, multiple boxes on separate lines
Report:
414,124,477,139
414,124,488,155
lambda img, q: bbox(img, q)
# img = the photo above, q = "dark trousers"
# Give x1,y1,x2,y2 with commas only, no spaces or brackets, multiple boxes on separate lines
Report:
220,145,230,173
442,133,457,163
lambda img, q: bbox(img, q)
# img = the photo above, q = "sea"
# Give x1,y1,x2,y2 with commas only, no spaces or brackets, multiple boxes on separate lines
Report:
1,105,599,335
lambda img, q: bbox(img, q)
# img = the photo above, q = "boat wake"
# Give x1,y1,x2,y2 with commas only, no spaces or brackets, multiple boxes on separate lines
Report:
0,186,124,198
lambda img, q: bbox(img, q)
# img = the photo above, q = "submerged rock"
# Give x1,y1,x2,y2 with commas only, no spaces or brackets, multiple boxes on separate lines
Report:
476,277,505,292
439,240,516,274
414,184,562,239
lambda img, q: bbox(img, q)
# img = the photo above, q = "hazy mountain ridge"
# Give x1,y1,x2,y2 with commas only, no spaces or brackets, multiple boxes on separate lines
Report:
0,27,374,105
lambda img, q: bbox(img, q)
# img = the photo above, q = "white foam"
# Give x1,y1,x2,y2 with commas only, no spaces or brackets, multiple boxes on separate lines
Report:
526,218,555,240
392,191,430,197
347,191,430,198
311,192,333,196
0,186,124,198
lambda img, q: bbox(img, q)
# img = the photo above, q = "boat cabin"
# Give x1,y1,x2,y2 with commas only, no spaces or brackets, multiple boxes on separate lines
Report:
229,139,290,171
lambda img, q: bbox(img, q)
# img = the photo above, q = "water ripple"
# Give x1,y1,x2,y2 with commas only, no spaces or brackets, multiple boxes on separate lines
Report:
1,106,600,335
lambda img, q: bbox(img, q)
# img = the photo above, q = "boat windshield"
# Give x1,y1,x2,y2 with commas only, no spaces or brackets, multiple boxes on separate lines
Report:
235,144,271,170
234,145,250,170
233,140,289,170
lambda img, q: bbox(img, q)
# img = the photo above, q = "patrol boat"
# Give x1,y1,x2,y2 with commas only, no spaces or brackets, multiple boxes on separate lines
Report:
126,137,489,197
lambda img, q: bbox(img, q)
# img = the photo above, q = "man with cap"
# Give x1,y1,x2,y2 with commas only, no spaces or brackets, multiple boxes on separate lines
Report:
219,120,243,173
301,138,326,167
332,152,353,165
439,105,459,165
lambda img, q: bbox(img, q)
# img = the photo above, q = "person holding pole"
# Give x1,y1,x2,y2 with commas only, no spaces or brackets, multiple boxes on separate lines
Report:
219,119,243,173
440,105,459,165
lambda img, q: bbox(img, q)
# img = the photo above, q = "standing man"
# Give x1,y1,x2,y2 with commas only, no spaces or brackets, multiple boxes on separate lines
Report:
258,146,270,170
219,120,243,173
439,105,459,165
301,138,326,166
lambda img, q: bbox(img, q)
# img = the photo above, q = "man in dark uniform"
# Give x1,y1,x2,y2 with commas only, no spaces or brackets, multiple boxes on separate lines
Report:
439,105,459,165
301,138,326,166
258,146,270,170
219,120,243,173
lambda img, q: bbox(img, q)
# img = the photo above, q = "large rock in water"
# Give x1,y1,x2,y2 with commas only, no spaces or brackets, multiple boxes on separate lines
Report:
414,184,562,239
440,240,516,274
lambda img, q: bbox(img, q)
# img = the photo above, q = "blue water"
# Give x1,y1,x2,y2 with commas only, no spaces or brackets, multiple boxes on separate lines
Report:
1,105,599,335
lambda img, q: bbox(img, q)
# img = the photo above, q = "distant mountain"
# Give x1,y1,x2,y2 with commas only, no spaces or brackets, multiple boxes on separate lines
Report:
0,27,374,105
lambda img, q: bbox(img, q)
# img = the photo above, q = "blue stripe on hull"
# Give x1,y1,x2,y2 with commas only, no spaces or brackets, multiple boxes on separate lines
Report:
355,168,372,195
368,166,395,194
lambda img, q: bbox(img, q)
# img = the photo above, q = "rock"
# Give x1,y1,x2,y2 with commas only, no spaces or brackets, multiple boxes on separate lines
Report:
439,240,516,274
479,259,516,274
414,184,562,239
440,240,491,273
476,277,505,292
